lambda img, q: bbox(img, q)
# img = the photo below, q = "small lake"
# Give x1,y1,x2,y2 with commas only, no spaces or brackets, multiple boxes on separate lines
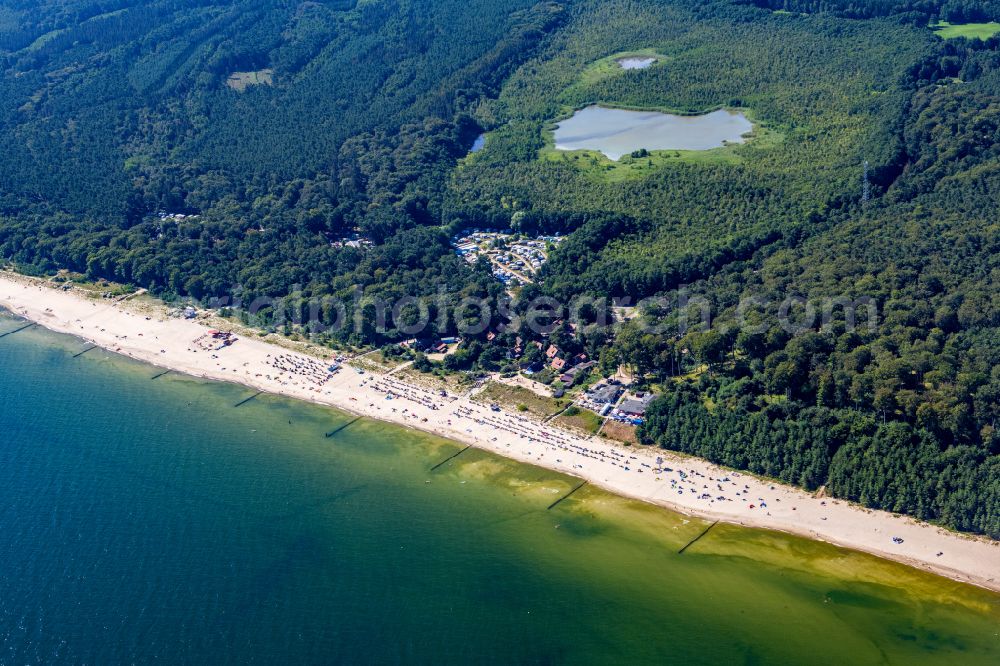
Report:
617,56,656,70
553,105,753,160
469,133,486,153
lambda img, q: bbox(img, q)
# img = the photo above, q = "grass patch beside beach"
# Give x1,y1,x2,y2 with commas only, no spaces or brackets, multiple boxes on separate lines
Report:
553,406,604,434
478,382,566,418
601,420,638,444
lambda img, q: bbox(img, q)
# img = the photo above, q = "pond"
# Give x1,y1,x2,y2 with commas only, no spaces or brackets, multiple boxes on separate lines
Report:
617,56,656,70
553,105,753,160
469,133,486,153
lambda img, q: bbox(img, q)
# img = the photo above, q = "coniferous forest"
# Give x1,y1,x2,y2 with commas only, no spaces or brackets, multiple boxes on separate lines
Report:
1,0,999,535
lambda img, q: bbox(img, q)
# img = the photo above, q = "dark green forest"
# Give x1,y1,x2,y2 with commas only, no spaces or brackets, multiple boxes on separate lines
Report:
1,0,998,536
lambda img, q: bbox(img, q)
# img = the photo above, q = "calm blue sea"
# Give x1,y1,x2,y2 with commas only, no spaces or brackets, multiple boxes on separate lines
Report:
1,316,998,665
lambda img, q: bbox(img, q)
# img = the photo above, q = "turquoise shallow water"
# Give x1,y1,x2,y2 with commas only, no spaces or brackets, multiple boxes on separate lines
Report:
1,314,999,664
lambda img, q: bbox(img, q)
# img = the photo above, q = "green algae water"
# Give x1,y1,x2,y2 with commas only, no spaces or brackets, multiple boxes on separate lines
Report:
1,315,999,665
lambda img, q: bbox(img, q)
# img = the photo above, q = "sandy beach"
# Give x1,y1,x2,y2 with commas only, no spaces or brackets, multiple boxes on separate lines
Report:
2,271,998,594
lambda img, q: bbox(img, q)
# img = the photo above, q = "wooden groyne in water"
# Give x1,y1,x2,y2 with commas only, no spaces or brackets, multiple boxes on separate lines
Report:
547,481,588,510
234,391,264,408
72,345,98,358
678,520,719,554
0,322,35,339
151,369,171,380
429,444,472,471
325,416,363,438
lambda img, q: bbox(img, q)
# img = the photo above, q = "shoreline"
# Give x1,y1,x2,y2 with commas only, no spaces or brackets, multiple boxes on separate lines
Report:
2,272,999,595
